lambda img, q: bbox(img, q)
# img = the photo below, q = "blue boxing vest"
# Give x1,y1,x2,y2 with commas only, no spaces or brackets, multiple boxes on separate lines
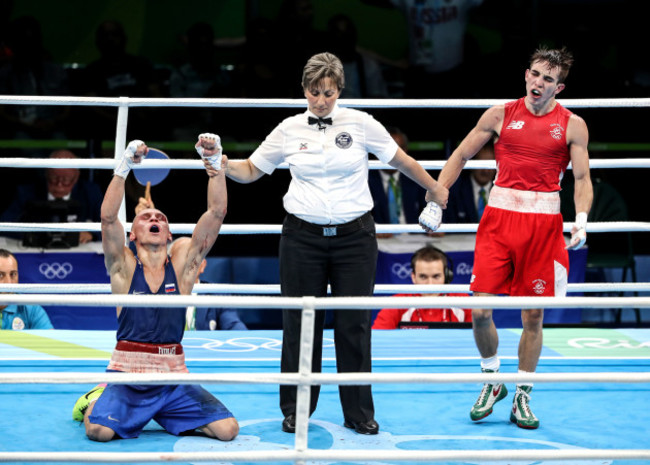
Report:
116,255,185,344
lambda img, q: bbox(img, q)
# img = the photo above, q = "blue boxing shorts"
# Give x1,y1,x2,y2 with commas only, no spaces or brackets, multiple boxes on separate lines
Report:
88,383,233,439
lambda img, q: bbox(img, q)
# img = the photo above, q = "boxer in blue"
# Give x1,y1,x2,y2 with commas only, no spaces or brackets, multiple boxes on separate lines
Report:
73,134,238,442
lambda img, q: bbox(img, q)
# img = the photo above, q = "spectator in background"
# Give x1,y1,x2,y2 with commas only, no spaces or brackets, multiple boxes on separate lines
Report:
169,22,239,141
169,237,248,331
0,248,53,330
80,20,161,139
368,127,428,237
240,17,289,98
0,15,70,142
373,245,470,329
274,0,327,98
442,141,495,224
0,149,102,246
327,14,388,99
0,0,13,64
364,0,483,98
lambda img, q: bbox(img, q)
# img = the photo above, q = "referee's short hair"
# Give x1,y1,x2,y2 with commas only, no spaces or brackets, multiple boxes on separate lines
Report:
302,52,345,91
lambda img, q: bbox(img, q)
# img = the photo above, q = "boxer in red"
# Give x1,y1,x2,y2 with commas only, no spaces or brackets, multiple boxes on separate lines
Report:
437,46,593,429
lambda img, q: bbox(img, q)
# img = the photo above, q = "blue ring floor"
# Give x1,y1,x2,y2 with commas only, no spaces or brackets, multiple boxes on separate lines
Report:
1,328,649,465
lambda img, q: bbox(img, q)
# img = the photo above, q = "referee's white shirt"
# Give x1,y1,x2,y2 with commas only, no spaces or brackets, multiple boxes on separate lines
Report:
250,104,398,225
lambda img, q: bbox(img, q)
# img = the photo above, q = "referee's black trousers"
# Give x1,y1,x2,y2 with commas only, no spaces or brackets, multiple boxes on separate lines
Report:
279,213,377,424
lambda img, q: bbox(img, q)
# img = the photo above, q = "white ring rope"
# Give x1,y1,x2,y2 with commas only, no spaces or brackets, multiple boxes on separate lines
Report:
1,94,650,108
1,282,648,294
2,157,650,170
1,448,648,464
2,221,649,234
0,293,648,310
2,371,650,386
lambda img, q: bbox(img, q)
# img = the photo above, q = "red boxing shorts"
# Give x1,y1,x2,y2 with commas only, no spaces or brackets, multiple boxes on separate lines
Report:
470,186,569,297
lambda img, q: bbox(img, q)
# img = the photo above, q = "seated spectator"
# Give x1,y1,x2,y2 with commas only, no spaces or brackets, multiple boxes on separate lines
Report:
240,17,289,98
169,237,248,331
327,14,388,98
373,245,470,329
0,0,12,65
362,0,483,98
80,20,161,139
273,0,327,98
0,149,103,246
169,21,239,141
0,248,53,329
0,15,70,142
442,141,495,224
368,127,428,236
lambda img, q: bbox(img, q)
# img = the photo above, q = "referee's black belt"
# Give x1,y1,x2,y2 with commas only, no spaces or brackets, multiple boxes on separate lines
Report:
286,212,373,237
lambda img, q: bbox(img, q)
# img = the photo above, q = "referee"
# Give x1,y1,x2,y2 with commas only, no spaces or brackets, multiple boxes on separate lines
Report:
225,52,448,434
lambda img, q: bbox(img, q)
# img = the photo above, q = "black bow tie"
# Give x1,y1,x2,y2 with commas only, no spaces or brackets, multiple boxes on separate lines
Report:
308,116,332,127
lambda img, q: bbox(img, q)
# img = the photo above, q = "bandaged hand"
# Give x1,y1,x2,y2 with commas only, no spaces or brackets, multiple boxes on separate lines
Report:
114,139,147,178
419,202,443,233
195,133,223,170
567,211,587,250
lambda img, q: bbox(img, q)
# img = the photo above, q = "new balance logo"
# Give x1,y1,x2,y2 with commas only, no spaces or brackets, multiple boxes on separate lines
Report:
506,121,525,130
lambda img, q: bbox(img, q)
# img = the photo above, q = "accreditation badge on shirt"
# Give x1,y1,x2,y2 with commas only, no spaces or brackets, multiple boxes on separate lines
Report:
12,317,25,330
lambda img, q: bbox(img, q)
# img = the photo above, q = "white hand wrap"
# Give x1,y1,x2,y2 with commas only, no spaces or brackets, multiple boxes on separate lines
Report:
419,202,443,232
568,211,588,249
114,139,145,178
196,133,223,170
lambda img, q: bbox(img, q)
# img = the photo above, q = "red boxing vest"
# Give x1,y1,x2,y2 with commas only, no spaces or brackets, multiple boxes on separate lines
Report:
495,98,572,192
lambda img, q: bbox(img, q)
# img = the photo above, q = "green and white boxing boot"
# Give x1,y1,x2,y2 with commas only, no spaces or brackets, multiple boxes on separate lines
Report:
470,369,508,421
510,385,539,429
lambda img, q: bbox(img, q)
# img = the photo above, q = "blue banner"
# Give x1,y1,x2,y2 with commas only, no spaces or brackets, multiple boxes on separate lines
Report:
16,252,115,330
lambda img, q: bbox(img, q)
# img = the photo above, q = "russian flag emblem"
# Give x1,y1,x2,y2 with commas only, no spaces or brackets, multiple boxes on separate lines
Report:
165,283,176,293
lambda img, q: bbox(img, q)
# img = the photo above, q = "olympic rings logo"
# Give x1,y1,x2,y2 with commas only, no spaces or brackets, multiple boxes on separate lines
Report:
183,337,335,353
38,262,73,280
391,262,412,280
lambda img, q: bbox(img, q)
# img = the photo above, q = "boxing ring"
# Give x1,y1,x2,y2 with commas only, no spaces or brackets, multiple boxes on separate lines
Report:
1,95,650,464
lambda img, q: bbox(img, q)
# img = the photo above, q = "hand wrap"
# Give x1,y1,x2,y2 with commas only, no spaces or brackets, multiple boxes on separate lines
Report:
196,133,223,170
114,139,145,178
419,202,443,232
567,211,587,249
